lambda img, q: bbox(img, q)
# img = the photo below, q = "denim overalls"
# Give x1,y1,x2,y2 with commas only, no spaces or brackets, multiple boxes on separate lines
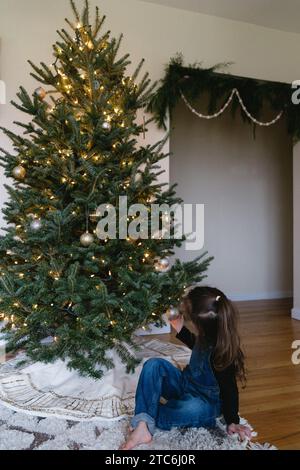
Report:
131,343,222,435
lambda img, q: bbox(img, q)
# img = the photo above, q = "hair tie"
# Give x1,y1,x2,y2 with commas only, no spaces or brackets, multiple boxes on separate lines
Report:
215,295,221,302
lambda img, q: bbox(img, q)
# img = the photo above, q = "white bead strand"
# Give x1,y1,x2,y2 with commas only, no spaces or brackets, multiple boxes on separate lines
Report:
180,88,283,127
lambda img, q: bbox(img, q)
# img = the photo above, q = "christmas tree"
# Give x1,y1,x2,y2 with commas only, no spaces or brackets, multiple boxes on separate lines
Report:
0,0,212,378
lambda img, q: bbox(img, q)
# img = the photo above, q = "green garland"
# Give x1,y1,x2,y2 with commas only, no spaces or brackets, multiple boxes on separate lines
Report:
148,55,300,141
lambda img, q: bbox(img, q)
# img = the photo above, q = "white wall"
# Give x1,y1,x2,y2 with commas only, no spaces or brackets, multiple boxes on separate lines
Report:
1,0,300,304
171,100,293,301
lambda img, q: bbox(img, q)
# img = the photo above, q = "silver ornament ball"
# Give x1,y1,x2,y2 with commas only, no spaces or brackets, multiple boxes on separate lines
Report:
166,306,180,321
34,87,46,100
93,80,100,90
155,257,170,272
102,121,111,131
80,231,94,246
12,165,26,180
30,219,42,231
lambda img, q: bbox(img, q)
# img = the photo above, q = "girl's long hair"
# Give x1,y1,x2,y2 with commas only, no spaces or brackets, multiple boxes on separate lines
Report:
184,286,246,383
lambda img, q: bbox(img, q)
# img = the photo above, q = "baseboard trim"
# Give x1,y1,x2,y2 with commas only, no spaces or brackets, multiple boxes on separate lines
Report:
229,291,293,302
292,308,300,320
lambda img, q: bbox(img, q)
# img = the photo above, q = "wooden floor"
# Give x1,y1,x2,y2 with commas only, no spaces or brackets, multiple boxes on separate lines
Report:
152,298,300,450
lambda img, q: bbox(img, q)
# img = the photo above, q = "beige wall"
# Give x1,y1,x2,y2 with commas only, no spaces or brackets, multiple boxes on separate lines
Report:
0,0,300,304
170,100,293,301
293,144,300,320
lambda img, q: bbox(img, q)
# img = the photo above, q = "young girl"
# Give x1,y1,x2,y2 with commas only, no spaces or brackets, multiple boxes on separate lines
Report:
120,286,251,450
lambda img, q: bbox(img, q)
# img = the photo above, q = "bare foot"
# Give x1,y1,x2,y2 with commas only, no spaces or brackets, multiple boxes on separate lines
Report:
119,421,152,450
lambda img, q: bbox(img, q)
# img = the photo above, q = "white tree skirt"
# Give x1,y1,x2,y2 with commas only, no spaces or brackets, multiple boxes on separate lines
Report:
0,338,191,421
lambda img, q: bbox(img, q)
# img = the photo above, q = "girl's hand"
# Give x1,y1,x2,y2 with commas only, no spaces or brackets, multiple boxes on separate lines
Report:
227,423,252,441
169,316,184,333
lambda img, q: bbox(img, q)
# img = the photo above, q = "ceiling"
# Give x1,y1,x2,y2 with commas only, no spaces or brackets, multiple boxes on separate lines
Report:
140,0,300,34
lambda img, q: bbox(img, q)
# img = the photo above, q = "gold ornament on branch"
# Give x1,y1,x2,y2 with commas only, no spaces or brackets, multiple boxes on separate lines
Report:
12,165,26,180
34,87,46,100
80,231,94,247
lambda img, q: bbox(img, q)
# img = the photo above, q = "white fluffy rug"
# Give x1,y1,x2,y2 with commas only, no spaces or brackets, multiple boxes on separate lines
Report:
0,402,275,450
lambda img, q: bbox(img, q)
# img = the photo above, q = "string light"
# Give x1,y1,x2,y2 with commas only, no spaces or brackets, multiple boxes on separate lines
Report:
49,270,60,281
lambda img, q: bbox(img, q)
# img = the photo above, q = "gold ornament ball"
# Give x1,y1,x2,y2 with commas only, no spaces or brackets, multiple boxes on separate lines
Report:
34,87,46,100
12,165,26,180
80,231,94,246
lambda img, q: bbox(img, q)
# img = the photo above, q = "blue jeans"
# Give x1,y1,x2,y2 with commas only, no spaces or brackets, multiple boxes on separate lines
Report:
131,345,221,435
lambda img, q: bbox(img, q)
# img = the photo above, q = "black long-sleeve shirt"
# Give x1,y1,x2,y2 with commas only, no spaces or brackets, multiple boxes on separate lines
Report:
176,326,239,425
